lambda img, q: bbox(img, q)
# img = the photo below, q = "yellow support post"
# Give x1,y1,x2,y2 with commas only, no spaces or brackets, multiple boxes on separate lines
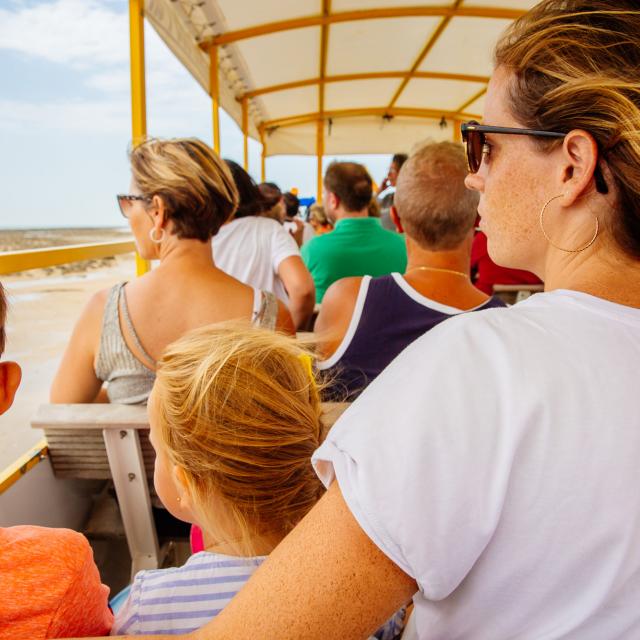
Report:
129,0,150,275
242,96,249,170
453,119,462,143
260,128,266,182
210,45,221,154
316,119,324,203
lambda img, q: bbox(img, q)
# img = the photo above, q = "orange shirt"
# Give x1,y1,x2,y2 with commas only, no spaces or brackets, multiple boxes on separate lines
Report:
0,526,113,638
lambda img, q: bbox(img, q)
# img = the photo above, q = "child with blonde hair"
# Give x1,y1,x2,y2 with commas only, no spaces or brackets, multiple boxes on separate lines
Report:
111,322,325,635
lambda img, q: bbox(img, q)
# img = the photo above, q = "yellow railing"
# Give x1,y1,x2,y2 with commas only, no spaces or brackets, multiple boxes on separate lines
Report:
0,240,138,495
0,241,136,275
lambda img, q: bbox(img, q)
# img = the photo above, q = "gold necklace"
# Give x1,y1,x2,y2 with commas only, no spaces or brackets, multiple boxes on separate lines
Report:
405,265,469,279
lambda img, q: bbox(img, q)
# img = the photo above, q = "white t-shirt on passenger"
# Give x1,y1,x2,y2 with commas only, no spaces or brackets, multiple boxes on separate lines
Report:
213,216,300,303
313,290,640,639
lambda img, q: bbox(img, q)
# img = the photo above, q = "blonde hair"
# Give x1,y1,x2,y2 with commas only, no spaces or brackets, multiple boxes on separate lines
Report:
308,203,329,226
495,0,640,259
154,322,325,555
394,141,478,250
129,137,239,242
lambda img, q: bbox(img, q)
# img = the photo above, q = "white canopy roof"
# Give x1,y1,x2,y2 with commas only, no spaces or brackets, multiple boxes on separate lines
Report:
144,0,538,156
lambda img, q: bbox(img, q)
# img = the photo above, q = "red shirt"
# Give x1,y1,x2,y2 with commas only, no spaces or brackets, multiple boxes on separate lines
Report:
471,231,542,295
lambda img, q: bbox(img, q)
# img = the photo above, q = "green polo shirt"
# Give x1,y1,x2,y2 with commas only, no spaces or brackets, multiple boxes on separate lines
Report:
301,217,407,303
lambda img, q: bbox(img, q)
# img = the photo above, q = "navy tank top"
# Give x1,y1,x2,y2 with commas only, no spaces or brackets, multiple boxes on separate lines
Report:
319,272,506,400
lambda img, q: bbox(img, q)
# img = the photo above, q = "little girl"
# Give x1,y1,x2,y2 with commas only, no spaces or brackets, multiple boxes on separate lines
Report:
111,323,326,635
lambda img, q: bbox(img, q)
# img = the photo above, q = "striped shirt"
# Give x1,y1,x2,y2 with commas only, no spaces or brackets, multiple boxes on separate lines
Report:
111,551,265,635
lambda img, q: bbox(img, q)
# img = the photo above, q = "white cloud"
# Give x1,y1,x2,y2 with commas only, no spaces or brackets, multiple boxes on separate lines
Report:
0,0,128,67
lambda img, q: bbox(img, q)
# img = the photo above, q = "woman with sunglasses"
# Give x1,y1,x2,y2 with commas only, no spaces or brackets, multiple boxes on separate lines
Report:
50,138,294,404
126,3,640,639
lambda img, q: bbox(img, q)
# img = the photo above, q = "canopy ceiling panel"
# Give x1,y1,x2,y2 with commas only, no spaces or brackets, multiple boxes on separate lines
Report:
265,116,450,157
324,78,400,111
396,78,487,112
418,17,513,76
327,18,442,75
464,94,486,116
332,0,448,9
215,0,321,31
145,0,534,156
464,0,538,8
259,86,320,121
236,28,321,88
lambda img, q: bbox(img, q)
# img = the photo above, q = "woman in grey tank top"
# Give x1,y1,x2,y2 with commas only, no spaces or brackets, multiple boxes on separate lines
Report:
50,138,294,405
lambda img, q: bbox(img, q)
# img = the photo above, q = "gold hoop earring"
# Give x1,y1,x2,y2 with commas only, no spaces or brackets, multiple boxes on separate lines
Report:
149,227,166,244
539,194,599,253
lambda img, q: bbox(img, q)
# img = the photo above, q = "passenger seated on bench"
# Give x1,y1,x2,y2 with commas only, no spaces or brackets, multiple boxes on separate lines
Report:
315,141,505,400
50,138,294,405
0,283,113,638
110,324,322,634
111,323,404,638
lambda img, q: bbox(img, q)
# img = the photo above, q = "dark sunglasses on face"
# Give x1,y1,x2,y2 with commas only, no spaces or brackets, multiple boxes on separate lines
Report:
116,194,151,218
460,120,608,194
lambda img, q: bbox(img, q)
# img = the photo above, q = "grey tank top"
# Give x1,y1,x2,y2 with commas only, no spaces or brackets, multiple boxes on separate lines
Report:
95,282,279,404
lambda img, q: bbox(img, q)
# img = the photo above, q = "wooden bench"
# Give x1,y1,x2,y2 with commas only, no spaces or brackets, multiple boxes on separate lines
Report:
31,402,350,576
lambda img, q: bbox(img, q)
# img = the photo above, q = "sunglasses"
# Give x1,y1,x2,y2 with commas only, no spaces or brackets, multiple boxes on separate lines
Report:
460,120,608,194
116,194,150,218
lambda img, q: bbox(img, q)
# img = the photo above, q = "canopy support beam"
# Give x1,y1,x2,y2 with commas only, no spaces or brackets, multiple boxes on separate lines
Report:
260,128,266,181
242,71,489,100
317,119,324,203
387,0,463,111
264,106,480,130
205,6,527,46
128,0,150,276
242,96,249,170
210,45,221,154
458,87,487,114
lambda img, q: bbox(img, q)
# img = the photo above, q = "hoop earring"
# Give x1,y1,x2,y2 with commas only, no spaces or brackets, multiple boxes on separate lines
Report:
149,227,166,244
539,194,599,253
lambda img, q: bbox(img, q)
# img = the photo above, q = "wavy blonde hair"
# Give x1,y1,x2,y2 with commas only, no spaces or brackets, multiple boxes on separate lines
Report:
154,322,325,555
495,0,640,258
129,137,239,242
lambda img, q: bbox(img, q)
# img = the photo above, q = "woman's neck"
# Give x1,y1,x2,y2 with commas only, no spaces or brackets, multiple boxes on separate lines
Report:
204,531,282,558
155,238,216,271
543,240,640,308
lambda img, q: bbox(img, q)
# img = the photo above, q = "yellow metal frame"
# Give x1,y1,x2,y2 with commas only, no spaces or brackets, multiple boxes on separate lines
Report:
203,6,526,46
241,96,249,170
243,70,490,100
210,44,221,154
129,0,151,276
0,241,136,276
0,439,48,496
260,128,266,181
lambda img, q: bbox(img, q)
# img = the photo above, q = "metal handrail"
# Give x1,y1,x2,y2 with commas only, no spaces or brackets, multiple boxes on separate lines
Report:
0,240,136,275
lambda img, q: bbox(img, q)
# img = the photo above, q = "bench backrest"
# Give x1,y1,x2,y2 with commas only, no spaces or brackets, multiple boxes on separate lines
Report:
32,402,350,481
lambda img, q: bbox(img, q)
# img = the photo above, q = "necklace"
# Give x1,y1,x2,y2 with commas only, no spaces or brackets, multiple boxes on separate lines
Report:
405,266,469,279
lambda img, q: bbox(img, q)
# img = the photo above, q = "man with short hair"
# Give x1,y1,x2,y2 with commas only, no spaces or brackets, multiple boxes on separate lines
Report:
301,162,407,303
315,142,504,398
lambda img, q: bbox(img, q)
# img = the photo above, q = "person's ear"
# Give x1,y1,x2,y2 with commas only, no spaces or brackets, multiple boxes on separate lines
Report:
150,195,167,229
328,191,339,211
0,362,22,415
558,130,603,207
172,464,195,514
390,206,404,233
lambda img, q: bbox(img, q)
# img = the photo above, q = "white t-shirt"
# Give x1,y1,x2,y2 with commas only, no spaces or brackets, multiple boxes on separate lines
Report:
313,290,640,639
213,216,300,302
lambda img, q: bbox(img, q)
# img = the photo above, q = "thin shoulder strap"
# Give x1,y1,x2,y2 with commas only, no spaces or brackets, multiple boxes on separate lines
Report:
118,284,155,365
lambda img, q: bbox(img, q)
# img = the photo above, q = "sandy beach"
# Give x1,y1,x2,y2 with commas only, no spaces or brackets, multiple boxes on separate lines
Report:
0,228,136,470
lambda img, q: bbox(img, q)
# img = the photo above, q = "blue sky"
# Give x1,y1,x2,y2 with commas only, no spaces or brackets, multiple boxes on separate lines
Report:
0,0,391,229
